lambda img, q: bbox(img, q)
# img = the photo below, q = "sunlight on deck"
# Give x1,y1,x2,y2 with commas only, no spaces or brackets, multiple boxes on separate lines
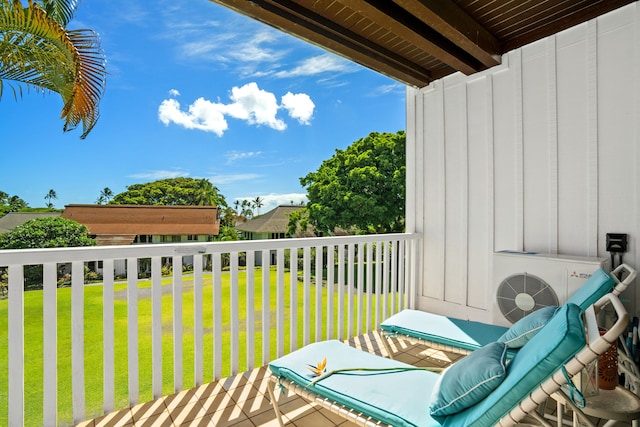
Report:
75,332,463,427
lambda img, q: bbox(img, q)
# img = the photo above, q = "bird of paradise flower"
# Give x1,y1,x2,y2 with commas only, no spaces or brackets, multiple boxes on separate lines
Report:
307,357,327,377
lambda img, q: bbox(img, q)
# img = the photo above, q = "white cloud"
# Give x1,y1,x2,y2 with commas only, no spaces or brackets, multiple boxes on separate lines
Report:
224,82,285,130
158,98,229,136
274,54,356,78
229,31,286,63
209,173,262,184
129,170,189,180
370,83,405,96
158,82,314,136
281,92,314,125
168,88,180,97
225,151,263,164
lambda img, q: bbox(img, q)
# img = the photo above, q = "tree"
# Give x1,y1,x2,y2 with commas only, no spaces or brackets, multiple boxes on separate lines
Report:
0,190,28,216
0,0,107,138
252,196,264,216
193,179,218,206
0,216,95,249
240,199,253,219
0,216,95,289
44,188,57,208
111,178,228,207
96,187,113,204
298,131,406,234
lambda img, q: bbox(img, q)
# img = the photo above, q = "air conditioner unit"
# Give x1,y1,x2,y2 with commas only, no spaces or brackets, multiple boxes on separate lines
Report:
492,251,609,326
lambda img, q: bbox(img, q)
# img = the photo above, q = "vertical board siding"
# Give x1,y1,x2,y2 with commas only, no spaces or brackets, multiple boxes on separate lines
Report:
423,83,446,302
414,2,640,320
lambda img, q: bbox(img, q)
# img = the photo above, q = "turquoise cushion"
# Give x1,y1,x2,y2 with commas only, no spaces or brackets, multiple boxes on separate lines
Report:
497,306,559,348
380,309,508,352
442,303,585,427
429,342,508,419
269,340,443,427
565,268,614,311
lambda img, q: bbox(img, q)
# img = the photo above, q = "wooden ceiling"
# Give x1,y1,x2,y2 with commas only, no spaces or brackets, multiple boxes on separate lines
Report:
210,0,635,87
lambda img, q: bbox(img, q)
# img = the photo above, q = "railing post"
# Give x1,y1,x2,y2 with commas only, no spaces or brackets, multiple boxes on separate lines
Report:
8,264,24,427
126,258,139,406
72,261,85,423
103,259,115,411
172,255,183,392
246,251,255,371
43,263,57,426
151,257,163,399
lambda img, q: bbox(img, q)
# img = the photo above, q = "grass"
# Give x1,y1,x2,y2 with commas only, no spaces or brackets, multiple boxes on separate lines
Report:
0,267,386,426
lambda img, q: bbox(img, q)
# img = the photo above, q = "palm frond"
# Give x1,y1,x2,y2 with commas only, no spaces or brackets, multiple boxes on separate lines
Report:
41,0,79,26
0,0,106,138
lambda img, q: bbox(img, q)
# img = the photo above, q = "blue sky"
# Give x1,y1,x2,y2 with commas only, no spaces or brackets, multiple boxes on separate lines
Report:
1,0,406,214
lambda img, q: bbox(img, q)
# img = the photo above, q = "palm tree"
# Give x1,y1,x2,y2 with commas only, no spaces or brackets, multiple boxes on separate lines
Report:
7,194,27,211
193,179,217,206
0,0,107,139
252,196,264,216
96,187,113,204
44,188,57,208
240,199,253,219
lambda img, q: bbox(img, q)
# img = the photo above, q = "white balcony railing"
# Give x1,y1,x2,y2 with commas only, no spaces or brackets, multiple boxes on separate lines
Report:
0,233,421,427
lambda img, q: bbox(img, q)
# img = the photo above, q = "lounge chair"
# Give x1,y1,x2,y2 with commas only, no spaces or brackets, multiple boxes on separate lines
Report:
267,292,629,427
380,263,636,359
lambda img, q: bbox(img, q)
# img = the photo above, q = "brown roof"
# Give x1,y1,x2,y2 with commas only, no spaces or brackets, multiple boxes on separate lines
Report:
62,204,220,236
211,0,633,87
235,205,302,234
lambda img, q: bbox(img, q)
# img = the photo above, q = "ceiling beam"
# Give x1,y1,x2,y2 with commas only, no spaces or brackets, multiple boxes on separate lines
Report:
340,0,483,75
211,0,434,86
392,0,501,68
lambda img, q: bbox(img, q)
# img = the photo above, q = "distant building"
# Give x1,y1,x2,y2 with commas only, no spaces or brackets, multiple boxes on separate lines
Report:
62,204,220,276
235,205,313,240
62,204,220,245
236,205,314,266
0,212,62,234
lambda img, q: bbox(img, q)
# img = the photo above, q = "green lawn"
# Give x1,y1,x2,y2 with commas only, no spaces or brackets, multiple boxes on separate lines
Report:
0,267,382,426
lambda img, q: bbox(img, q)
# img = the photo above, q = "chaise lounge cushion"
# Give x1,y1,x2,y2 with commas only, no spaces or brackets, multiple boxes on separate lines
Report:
380,309,508,352
442,302,585,427
497,305,560,348
269,340,443,427
565,268,615,310
429,341,508,418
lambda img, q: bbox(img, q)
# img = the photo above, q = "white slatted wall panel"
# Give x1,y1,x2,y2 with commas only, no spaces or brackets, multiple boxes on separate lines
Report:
411,2,640,319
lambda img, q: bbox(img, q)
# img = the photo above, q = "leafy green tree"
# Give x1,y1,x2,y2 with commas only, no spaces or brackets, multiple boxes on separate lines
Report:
0,190,28,216
193,179,218,206
298,131,406,234
286,208,310,237
0,0,107,138
111,178,228,207
0,216,95,249
0,216,95,288
44,188,57,208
